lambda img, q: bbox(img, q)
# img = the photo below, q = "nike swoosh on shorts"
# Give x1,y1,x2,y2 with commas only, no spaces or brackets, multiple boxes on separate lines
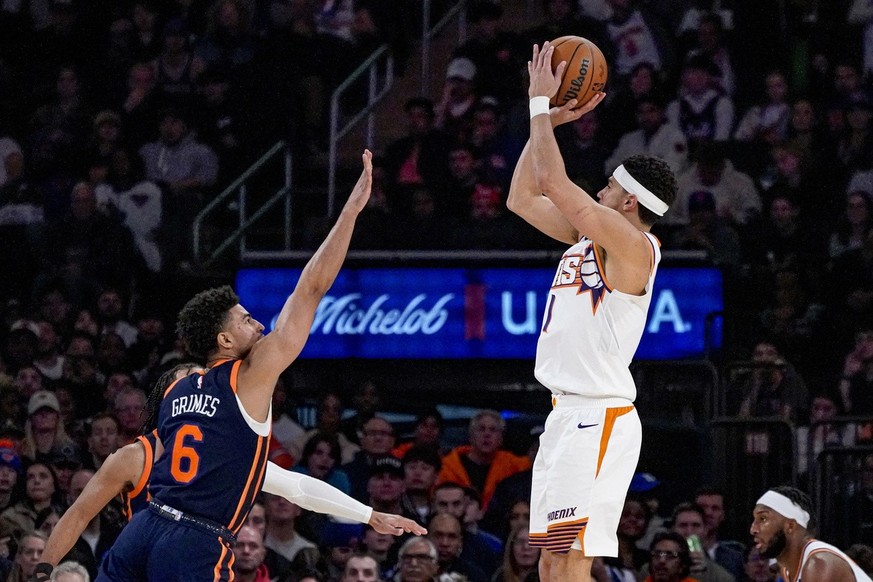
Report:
577,423,598,429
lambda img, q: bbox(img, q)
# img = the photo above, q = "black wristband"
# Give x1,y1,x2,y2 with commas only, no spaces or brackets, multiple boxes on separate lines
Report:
31,562,52,582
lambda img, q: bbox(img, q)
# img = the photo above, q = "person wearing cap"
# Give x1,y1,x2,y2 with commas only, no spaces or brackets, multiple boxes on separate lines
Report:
509,43,679,582
436,57,480,143
367,456,417,523
402,445,442,526
22,391,75,465
751,485,873,581
321,520,365,581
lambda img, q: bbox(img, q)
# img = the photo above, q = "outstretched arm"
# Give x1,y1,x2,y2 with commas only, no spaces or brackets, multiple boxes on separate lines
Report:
261,462,426,536
36,444,144,574
237,151,373,420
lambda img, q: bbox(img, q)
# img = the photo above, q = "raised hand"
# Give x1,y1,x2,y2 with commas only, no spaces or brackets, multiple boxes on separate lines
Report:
528,41,563,100
343,149,373,214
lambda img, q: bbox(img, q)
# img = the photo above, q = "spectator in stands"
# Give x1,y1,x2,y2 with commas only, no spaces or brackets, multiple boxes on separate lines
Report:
785,97,835,172
392,408,444,459
195,0,258,73
395,537,440,582
33,321,64,382
595,496,650,582
22,391,75,464
603,0,675,82
430,482,502,576
668,141,760,226
83,413,120,471
685,11,735,97
850,456,873,546
759,141,825,222
437,410,530,512
435,57,480,145
734,71,791,145
95,287,137,348
0,462,62,541
52,561,91,582
292,432,352,496
668,503,734,582
552,107,611,192
270,376,305,457
428,511,488,582
469,97,523,194
401,445,441,526
60,334,103,419
0,446,20,514
112,387,147,445
342,553,381,582
366,456,416,524
119,62,162,148
290,392,360,465
829,190,873,261
831,228,873,332
48,441,83,499
838,328,873,415
606,92,688,177
641,531,695,582
795,391,855,483
342,415,395,502
232,524,272,582
525,0,610,67
736,339,808,422
480,425,539,539
193,66,252,185
666,55,735,146
740,546,775,582
321,520,364,581
694,487,745,581
667,190,742,271
6,530,47,582
361,526,396,580
263,494,316,565
12,365,46,402
153,18,205,110
381,97,450,215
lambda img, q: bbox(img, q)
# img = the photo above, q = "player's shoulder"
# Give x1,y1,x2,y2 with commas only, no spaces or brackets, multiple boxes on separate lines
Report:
804,548,855,580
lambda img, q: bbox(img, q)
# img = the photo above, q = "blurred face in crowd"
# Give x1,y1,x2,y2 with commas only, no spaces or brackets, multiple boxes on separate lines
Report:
30,408,59,432
36,321,59,356
672,509,705,540
791,99,815,132
744,548,775,582
104,373,135,404
414,415,441,447
343,555,380,582
69,470,93,505
368,471,405,505
695,494,725,535
429,513,462,564
404,459,437,493
88,416,120,459
26,464,55,504
363,528,393,555
637,101,664,133
809,396,838,424
406,105,433,136
0,464,17,493
509,500,530,533
398,540,438,582
511,529,539,570
159,115,187,145
244,501,266,537
115,391,146,433
265,494,300,524
361,418,394,456
14,367,43,399
433,486,466,519
449,148,477,181
765,72,788,103
618,499,648,539
15,534,45,578
37,510,59,537
233,525,266,577
650,538,685,582
307,440,337,480
318,394,343,431
470,414,503,457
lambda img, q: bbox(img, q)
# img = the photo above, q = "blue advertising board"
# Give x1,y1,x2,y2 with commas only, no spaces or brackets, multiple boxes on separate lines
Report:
235,267,722,360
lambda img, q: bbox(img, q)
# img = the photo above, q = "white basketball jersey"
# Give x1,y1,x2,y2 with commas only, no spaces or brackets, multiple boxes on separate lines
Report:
790,539,872,582
534,233,660,401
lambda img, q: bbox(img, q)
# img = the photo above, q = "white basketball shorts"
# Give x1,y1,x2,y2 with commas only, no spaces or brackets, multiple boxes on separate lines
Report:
529,394,642,557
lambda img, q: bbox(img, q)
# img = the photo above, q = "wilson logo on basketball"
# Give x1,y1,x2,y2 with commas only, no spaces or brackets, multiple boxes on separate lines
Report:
561,58,591,103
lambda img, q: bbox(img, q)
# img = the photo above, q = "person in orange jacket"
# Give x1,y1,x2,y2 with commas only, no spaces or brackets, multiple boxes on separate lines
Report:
437,410,531,511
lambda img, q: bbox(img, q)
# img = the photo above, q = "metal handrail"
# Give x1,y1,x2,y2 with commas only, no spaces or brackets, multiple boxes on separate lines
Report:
192,140,292,266
420,0,469,95
327,45,394,217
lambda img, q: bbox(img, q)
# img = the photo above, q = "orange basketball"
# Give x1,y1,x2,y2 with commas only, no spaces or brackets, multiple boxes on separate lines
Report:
549,36,608,109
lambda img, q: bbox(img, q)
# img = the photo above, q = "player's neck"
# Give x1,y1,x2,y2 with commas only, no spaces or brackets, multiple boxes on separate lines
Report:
779,537,814,580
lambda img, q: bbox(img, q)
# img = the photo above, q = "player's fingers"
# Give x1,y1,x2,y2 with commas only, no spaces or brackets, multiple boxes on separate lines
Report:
555,60,567,78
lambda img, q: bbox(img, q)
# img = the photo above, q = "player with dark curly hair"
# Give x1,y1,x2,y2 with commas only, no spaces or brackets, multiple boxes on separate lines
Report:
508,43,678,582
86,151,424,582
751,485,871,582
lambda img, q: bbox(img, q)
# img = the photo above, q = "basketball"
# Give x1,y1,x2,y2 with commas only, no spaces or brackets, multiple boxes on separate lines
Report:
549,36,608,109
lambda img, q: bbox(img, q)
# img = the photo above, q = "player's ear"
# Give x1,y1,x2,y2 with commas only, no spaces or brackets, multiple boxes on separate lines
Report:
216,331,232,350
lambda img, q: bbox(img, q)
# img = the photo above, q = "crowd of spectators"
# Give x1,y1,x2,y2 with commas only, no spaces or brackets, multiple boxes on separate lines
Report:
2,0,873,580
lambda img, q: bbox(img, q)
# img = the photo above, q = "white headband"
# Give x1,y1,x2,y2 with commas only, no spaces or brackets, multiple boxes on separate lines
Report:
756,491,810,528
613,164,669,216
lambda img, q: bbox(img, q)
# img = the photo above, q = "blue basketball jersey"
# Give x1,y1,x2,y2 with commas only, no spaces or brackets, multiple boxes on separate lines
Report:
149,359,269,533
121,430,157,520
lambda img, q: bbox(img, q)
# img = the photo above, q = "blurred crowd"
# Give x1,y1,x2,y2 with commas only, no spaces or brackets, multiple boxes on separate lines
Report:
2,0,873,580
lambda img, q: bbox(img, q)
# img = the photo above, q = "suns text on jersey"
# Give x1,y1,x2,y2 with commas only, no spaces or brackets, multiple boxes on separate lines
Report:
171,394,220,418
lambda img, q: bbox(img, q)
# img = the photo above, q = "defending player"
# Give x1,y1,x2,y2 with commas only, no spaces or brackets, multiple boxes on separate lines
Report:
32,363,424,581
507,42,677,582
94,151,378,581
751,486,872,582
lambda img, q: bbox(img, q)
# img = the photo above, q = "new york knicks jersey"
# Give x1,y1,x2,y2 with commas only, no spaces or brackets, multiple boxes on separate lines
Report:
149,359,270,533
535,233,660,401
121,430,157,520
790,539,872,582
